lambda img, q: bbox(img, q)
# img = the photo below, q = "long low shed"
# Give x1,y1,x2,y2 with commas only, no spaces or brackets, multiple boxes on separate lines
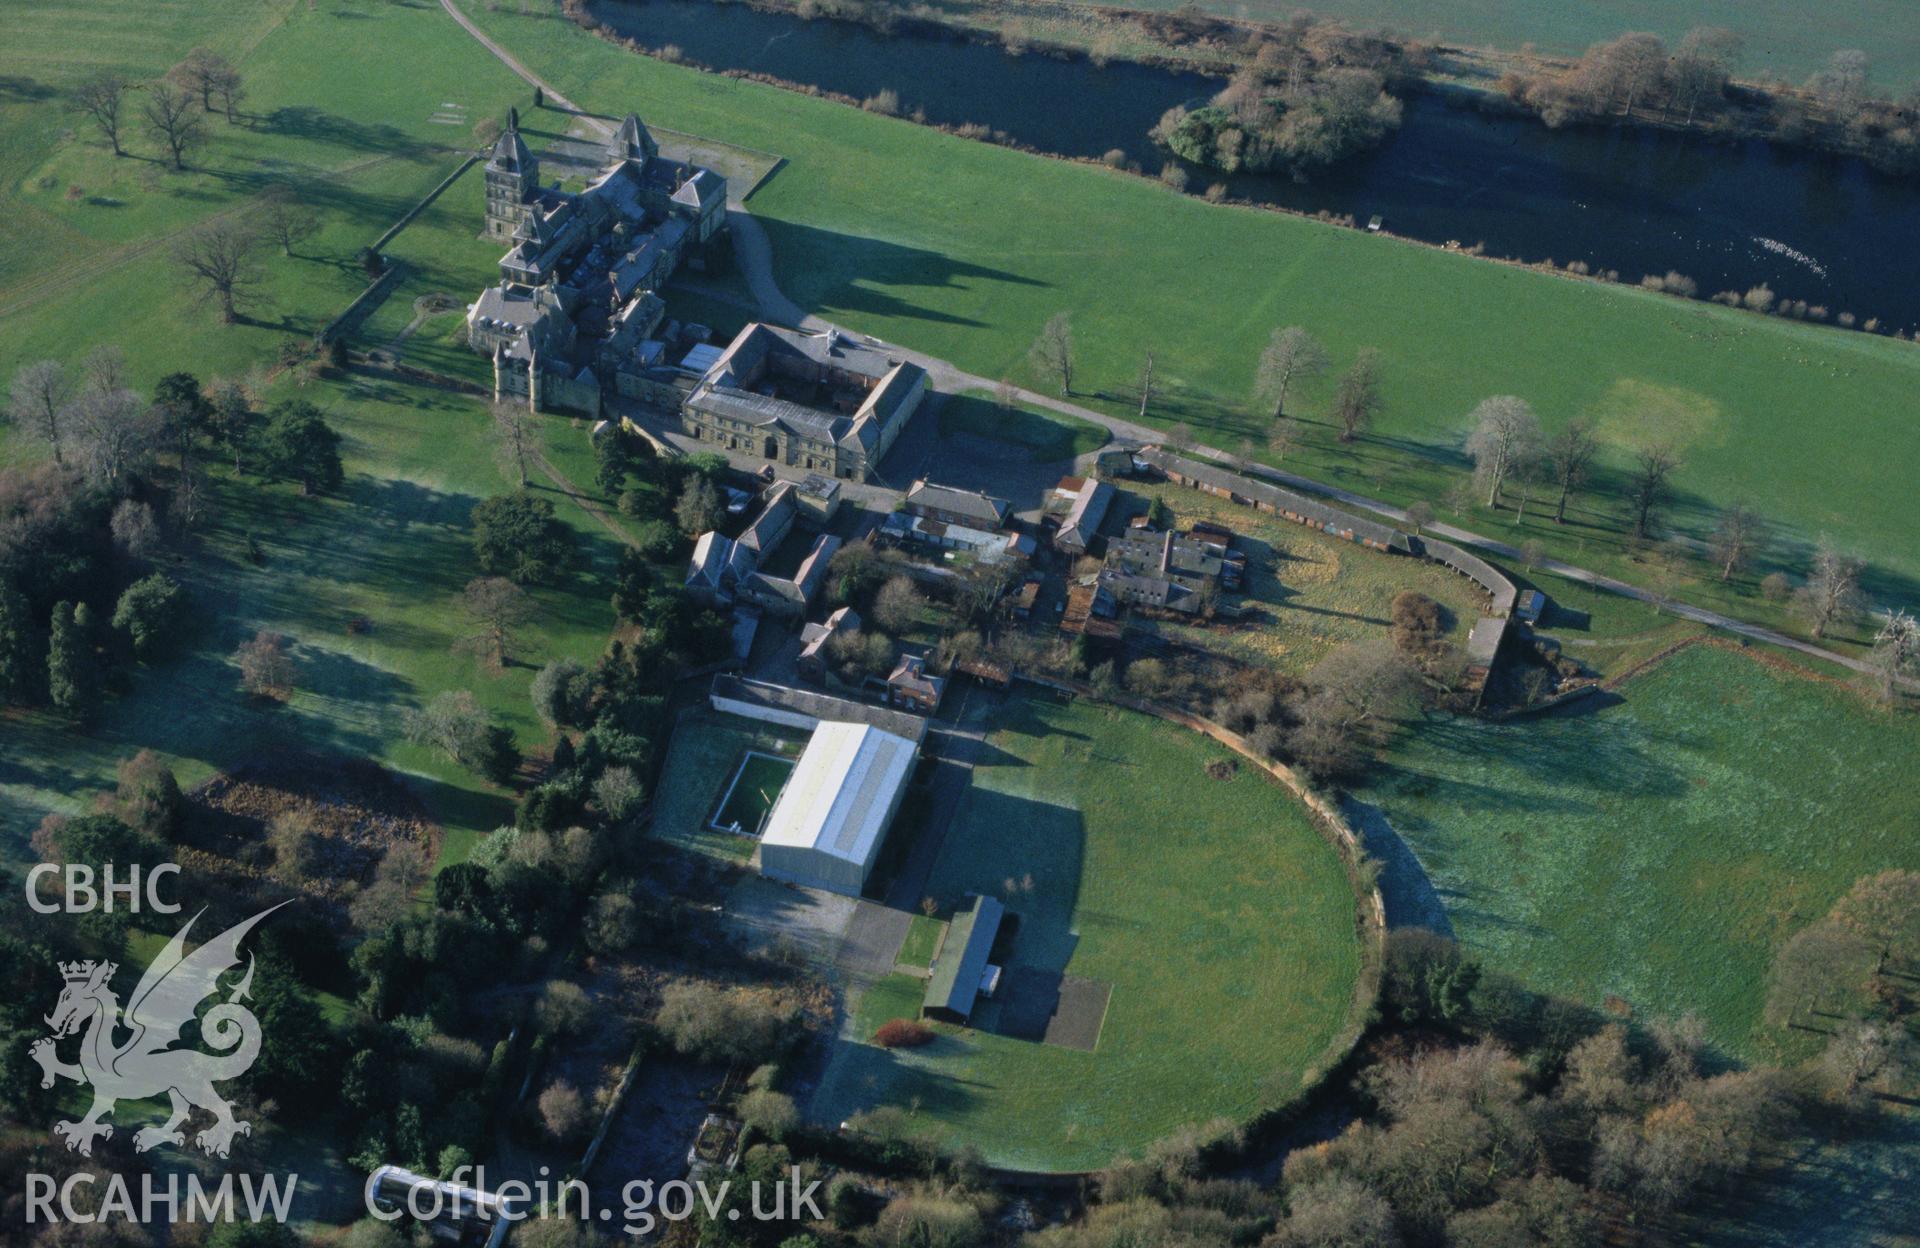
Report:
710,675,929,743
922,893,1006,1024
1138,449,1412,553
1417,536,1518,617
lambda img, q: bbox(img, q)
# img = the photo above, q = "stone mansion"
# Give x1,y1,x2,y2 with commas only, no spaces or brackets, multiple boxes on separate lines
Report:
466,109,726,417
679,323,926,482
466,109,926,483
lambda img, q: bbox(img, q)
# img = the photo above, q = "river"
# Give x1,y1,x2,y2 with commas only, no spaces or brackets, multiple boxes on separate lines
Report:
591,0,1920,332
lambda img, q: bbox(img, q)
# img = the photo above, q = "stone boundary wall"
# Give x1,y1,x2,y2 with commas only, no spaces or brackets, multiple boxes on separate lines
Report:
320,262,407,345
370,152,483,255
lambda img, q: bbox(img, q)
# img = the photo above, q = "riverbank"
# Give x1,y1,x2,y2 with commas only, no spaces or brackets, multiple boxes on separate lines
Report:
576,0,1920,336
468,0,1920,611
624,0,1919,177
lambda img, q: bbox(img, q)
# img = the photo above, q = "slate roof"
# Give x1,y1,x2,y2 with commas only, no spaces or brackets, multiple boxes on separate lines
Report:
905,480,1012,528
1138,449,1411,553
1056,479,1114,551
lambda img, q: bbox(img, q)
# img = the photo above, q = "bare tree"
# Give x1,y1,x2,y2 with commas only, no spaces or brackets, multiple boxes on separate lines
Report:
873,574,925,633
8,361,73,464
1254,325,1328,420
1872,610,1919,701
403,689,494,766
1611,33,1670,116
1463,395,1542,508
1135,350,1156,422
491,400,536,487
171,48,228,110
1267,415,1302,461
1812,49,1871,119
259,184,320,256
1542,416,1600,524
210,64,245,124
1672,27,1742,126
174,218,260,323
462,576,533,668
1796,540,1864,639
142,81,206,170
1624,443,1679,540
993,377,1017,411
1402,500,1433,535
1708,502,1767,581
70,387,156,487
1333,348,1382,443
82,344,129,397
72,72,133,157
1309,640,1424,731
235,630,295,697
1029,313,1074,396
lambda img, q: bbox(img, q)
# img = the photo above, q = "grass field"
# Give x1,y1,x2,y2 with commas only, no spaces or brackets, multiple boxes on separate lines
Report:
0,0,533,389
811,693,1364,1171
1061,0,1920,84
450,1,1920,630
651,709,812,861
1361,642,1920,1061
1119,478,1486,676
896,913,947,970
0,367,629,871
937,390,1110,463
710,751,796,833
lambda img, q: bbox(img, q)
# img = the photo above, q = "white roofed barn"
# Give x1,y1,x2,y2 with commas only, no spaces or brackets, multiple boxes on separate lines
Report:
758,721,918,896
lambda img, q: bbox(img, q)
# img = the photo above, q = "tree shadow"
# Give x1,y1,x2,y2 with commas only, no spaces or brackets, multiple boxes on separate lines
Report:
754,216,1044,332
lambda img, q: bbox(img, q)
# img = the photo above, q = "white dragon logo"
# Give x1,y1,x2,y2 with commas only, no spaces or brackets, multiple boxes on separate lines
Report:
29,903,285,1158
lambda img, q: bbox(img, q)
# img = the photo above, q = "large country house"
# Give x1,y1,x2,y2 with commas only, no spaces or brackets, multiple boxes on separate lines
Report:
679,323,926,482
466,110,726,417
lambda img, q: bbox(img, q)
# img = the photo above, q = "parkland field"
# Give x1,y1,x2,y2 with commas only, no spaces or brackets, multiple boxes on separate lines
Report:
1362,642,1920,1060
811,694,1367,1172
8,0,1920,636
1067,0,1920,83
0,1,646,866
446,1,1920,629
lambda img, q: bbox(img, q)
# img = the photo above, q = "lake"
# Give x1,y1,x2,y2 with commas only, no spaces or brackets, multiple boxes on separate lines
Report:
591,0,1920,331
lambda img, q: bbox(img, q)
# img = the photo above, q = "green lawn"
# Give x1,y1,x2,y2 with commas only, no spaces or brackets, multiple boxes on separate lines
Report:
812,694,1365,1171
937,390,1109,463
0,0,528,391
450,1,1920,633
650,708,813,862
711,751,797,834
1060,0,1920,83
1362,643,1920,1061
896,913,947,970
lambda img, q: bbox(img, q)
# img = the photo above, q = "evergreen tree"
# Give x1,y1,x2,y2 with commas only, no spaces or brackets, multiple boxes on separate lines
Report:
256,399,344,495
47,601,98,721
0,584,38,703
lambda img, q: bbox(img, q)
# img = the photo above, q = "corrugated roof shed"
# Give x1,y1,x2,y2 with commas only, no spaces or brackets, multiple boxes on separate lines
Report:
760,722,918,875
923,894,1005,1021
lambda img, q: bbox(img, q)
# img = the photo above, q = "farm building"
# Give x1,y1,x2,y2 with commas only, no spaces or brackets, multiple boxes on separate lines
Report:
923,894,1006,1025
886,653,947,713
758,720,920,896
906,480,1013,529
1137,449,1411,553
1055,478,1115,553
